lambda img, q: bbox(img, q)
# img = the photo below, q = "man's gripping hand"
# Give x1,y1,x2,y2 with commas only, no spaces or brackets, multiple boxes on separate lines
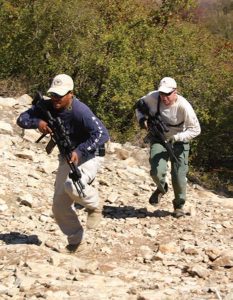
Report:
38,120,52,135
139,117,148,130
168,135,178,144
70,151,79,164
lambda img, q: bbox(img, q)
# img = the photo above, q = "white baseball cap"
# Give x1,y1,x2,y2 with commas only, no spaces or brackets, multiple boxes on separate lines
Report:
47,74,74,96
158,77,177,93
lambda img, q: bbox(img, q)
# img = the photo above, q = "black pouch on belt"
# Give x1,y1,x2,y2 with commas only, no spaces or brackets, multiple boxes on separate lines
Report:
95,144,105,156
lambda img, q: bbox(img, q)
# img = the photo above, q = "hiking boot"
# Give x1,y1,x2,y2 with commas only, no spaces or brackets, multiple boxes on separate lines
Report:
73,202,84,210
149,182,168,206
173,208,185,218
65,241,87,253
86,208,102,229
149,189,163,206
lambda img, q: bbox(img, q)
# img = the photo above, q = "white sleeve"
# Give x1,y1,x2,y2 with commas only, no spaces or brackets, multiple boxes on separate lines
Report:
175,102,201,142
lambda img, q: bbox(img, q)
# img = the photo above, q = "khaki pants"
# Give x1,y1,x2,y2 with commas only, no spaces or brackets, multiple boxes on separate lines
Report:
149,142,190,209
52,155,104,244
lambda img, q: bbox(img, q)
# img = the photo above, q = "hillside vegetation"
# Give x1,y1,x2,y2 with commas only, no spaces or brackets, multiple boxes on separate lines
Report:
0,0,232,194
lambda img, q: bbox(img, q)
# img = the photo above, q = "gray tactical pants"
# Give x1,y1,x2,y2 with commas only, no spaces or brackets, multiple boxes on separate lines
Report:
149,142,190,209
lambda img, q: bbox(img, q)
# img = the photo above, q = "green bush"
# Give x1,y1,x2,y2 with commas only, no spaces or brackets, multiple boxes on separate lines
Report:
0,0,232,181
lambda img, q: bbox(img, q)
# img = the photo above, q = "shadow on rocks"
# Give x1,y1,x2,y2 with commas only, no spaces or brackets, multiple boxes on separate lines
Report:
0,232,42,246
103,205,172,219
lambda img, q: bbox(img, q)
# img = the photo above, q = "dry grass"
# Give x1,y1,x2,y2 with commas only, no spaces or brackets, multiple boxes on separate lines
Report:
0,77,29,98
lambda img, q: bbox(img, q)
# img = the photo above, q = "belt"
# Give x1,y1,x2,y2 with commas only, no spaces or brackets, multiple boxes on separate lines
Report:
173,141,189,145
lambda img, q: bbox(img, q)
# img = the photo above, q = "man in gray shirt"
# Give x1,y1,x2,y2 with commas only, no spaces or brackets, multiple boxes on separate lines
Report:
136,77,201,217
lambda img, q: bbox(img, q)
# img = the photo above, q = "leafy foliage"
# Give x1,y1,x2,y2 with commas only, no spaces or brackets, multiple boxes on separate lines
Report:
0,0,233,186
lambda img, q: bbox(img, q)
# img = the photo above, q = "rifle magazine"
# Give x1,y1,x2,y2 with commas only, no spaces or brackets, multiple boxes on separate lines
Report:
46,138,57,154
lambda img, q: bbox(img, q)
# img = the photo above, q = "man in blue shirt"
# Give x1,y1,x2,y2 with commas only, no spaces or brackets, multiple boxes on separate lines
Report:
17,74,110,252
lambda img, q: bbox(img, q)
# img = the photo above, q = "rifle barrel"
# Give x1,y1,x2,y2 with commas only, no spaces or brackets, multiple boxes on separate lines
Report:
36,133,47,143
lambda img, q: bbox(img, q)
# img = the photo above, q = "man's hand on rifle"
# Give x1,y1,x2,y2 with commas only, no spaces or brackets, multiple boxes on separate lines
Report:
70,151,79,164
38,120,52,135
168,135,177,144
139,117,148,130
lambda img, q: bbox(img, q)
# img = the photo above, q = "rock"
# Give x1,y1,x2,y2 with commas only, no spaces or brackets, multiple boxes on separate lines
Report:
159,242,180,254
186,265,209,278
0,121,13,135
15,149,35,160
107,192,119,203
0,97,17,107
211,250,233,268
205,247,222,261
16,94,33,106
17,194,34,207
115,148,131,160
0,199,8,212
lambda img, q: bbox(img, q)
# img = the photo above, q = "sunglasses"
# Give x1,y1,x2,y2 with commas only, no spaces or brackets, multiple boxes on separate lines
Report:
50,93,63,99
49,91,70,100
159,90,175,96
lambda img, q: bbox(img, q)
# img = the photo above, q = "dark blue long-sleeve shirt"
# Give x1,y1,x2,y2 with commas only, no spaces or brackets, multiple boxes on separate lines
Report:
17,97,110,160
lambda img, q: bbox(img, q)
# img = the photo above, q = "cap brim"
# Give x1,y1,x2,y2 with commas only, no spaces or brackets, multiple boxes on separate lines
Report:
158,86,174,93
47,87,69,96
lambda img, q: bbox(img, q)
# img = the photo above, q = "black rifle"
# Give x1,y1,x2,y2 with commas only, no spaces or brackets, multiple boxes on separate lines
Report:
34,92,85,197
136,98,178,164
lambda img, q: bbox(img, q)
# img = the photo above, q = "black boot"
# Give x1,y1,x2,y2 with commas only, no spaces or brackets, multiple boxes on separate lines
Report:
149,182,168,206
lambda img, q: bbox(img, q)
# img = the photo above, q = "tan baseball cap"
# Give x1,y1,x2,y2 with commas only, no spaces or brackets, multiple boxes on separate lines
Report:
47,74,74,96
158,77,177,93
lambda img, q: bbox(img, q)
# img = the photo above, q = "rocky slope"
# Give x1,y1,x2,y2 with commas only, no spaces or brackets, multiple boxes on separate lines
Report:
0,95,233,300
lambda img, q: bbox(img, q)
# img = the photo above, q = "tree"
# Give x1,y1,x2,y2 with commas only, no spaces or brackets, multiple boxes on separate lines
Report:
200,0,233,40
0,0,233,178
